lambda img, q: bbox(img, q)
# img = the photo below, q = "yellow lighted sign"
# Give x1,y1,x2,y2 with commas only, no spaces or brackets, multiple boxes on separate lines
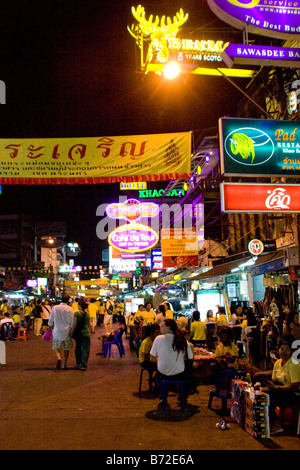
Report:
120,182,147,190
128,4,255,78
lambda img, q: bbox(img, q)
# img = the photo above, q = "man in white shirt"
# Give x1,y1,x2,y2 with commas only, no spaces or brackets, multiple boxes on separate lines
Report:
48,295,74,370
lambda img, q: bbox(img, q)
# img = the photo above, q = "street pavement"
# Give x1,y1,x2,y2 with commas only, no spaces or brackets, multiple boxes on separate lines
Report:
0,323,299,453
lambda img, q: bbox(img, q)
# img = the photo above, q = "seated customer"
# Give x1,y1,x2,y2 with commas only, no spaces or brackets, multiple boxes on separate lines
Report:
190,310,207,346
209,326,239,384
261,335,300,435
139,323,160,380
97,315,126,355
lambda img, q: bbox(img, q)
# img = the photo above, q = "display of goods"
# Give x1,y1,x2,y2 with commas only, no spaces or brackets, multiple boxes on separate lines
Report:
245,418,270,439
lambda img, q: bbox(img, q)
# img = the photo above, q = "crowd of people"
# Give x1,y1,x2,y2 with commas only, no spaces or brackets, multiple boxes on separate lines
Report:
0,294,299,432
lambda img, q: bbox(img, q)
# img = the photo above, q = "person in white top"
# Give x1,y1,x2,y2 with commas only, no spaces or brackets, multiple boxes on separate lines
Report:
150,318,193,407
48,295,74,370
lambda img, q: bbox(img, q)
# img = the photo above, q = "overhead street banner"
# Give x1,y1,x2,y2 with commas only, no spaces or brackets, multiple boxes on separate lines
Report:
221,182,300,213
0,132,191,184
219,117,300,177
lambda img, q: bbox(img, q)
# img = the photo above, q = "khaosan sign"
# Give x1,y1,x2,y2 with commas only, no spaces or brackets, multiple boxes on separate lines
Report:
208,0,300,39
221,183,300,213
219,117,300,177
0,132,191,184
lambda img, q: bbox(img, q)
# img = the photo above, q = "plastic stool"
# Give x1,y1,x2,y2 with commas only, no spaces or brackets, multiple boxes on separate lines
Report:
17,328,28,341
162,378,185,411
139,367,153,393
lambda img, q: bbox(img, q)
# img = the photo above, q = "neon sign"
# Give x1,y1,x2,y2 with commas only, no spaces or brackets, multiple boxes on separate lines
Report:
108,223,159,253
219,117,300,177
128,4,254,78
106,198,159,222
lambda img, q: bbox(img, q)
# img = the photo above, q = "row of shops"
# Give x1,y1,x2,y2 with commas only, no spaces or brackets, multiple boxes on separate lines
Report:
146,248,299,320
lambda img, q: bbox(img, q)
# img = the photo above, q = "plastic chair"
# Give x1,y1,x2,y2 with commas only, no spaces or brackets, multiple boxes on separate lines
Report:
162,377,185,411
104,329,125,358
279,403,300,435
17,327,28,341
208,369,244,414
139,367,153,393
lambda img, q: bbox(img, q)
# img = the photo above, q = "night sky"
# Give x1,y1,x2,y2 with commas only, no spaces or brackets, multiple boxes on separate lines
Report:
0,0,251,265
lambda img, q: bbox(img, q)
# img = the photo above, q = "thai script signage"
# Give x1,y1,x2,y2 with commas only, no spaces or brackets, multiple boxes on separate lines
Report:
0,132,191,184
208,0,300,40
222,43,300,68
221,183,300,213
219,117,300,177
128,4,254,77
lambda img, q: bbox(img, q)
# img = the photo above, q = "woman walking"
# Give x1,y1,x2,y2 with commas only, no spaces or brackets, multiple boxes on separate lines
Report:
71,299,91,371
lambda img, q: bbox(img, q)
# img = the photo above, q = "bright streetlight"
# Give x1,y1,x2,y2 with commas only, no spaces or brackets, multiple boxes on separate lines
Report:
163,61,181,80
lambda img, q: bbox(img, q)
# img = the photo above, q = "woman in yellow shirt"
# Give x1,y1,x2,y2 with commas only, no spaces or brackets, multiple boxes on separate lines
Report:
209,327,239,384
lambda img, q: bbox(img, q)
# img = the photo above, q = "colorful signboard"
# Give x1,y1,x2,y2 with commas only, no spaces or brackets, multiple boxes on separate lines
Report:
0,132,191,184
208,0,300,40
151,249,165,270
161,228,199,268
222,43,300,68
106,199,159,222
248,239,264,256
138,188,185,198
128,4,255,78
120,182,147,190
108,223,159,253
221,183,300,213
219,117,300,177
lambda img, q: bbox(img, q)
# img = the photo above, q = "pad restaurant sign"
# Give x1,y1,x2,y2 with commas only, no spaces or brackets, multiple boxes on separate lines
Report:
208,0,300,40
0,132,191,184
219,117,300,177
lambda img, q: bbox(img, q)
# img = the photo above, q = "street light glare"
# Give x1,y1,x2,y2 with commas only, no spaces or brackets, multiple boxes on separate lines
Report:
163,61,180,80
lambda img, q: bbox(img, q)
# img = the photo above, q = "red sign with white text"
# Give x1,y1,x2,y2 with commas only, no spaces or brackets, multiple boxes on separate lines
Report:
221,183,300,213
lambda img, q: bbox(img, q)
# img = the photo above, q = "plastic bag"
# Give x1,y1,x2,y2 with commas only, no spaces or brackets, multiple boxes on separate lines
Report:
42,329,53,342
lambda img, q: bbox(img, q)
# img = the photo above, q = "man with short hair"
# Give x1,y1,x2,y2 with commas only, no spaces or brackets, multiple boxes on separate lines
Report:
48,295,74,370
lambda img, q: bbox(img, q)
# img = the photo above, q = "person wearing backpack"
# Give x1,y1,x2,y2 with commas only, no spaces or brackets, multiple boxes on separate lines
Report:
104,296,113,333
33,299,43,336
70,299,91,371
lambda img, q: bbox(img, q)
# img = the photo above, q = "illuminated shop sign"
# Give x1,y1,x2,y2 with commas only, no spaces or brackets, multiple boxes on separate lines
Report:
222,43,300,68
219,117,300,177
138,188,185,198
106,198,159,222
120,182,147,190
208,0,300,40
151,249,165,270
108,223,159,253
248,239,264,256
221,183,300,213
26,279,38,287
128,4,254,78
59,265,82,273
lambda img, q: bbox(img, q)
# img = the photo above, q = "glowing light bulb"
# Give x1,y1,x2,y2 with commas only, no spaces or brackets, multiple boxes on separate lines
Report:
163,61,180,80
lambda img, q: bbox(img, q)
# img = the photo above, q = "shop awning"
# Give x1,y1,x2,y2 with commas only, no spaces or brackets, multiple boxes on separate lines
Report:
250,250,285,276
186,256,252,281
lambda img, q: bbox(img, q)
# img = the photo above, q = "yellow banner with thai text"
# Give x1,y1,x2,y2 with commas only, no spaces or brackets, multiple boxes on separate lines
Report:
0,132,191,184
